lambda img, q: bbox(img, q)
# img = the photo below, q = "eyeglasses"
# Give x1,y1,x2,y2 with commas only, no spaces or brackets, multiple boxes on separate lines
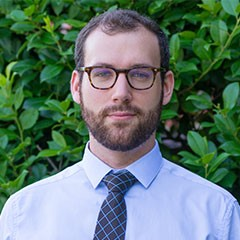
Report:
78,66,166,90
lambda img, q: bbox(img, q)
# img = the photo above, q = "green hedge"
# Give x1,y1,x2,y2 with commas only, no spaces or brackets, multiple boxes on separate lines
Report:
0,0,240,211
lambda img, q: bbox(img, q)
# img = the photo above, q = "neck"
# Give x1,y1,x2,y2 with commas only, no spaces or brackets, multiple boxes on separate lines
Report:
88,134,156,169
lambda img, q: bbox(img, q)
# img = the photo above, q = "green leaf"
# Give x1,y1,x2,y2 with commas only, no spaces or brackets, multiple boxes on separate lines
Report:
24,5,36,17
40,64,64,82
170,34,180,61
220,141,240,156
24,97,47,109
231,61,240,77
14,87,24,110
209,168,229,183
198,0,215,11
179,151,201,166
237,4,240,13
221,0,239,16
34,119,54,131
63,31,79,42
200,152,215,165
43,99,65,113
77,121,89,136
179,151,199,161
12,137,31,155
19,108,39,130
214,113,236,136
27,33,48,50
51,0,64,15
0,159,7,178
186,92,212,110
41,32,56,45
9,10,27,22
52,130,67,148
0,135,8,149
219,172,237,188
0,108,15,121
69,145,85,155
12,59,38,75
179,31,196,39
0,18,13,28
6,62,17,80
223,82,239,110
43,16,54,33
19,156,37,171
209,153,230,173
161,109,178,120
14,170,29,189
64,19,86,28
176,61,198,73
148,1,166,15
11,22,35,32
201,121,215,128
0,74,6,87
182,159,202,167
31,164,47,180
0,128,18,141
60,99,71,112
192,39,212,60
187,131,208,157
37,149,60,158
210,20,228,44
1,170,28,195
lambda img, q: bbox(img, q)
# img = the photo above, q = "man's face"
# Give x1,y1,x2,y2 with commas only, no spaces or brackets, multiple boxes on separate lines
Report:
71,27,174,152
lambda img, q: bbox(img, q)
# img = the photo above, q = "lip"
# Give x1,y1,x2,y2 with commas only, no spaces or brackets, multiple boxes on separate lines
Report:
107,111,136,120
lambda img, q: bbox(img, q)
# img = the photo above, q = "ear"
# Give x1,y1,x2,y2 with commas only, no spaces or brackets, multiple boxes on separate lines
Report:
162,70,174,105
70,70,81,104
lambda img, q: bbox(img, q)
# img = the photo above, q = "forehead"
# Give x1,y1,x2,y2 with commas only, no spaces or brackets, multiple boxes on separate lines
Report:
84,27,160,67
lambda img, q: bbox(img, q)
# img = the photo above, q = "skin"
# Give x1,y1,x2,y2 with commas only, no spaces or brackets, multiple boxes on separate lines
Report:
71,26,174,169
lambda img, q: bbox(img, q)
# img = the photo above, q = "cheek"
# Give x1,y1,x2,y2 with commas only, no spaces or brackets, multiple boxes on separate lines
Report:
81,83,107,111
138,86,162,109
151,82,163,104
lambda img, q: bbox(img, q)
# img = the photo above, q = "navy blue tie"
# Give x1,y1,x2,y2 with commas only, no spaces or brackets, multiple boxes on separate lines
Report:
93,170,136,240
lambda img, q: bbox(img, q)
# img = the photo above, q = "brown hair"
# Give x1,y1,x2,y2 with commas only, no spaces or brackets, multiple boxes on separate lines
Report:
74,9,169,73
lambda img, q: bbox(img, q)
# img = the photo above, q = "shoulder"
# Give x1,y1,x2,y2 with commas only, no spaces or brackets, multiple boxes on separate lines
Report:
0,162,87,238
160,158,237,203
0,162,87,226
160,159,239,230
7,162,86,203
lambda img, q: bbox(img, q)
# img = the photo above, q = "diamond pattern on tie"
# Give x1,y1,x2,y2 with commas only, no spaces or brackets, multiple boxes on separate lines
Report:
93,170,136,240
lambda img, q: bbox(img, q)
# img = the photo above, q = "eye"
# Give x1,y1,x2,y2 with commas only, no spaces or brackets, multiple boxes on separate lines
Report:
91,68,114,80
129,68,152,81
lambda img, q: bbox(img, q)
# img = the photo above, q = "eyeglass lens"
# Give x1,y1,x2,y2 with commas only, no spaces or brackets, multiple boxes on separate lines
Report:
90,67,154,89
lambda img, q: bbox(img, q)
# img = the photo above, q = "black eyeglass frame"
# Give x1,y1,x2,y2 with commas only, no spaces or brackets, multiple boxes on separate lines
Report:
78,66,166,90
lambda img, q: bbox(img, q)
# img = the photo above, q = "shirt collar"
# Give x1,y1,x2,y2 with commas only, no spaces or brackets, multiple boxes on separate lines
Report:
81,141,163,189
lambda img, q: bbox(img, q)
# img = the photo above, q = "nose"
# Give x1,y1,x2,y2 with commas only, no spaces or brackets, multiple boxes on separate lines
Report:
111,73,133,103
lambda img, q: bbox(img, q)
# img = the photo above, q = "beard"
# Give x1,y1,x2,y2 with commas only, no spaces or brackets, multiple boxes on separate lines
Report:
80,98,163,152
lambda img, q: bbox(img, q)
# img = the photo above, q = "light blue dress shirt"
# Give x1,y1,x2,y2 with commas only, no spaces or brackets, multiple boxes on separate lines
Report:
0,142,240,239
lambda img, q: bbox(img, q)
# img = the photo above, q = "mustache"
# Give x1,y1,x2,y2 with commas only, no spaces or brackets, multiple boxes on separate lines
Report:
100,104,143,117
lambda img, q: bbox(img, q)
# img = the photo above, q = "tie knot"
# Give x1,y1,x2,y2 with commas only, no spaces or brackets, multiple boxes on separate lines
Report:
103,170,136,195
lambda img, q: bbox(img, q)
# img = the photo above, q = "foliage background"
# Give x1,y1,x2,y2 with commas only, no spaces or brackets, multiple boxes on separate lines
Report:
0,0,240,212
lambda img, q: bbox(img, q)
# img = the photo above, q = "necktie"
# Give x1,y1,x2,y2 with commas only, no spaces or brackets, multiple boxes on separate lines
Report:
93,170,137,240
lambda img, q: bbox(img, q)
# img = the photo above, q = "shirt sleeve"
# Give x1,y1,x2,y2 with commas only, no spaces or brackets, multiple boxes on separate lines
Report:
0,197,15,240
222,200,240,240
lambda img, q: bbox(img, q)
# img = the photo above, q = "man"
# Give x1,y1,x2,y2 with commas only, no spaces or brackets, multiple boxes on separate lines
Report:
0,9,240,240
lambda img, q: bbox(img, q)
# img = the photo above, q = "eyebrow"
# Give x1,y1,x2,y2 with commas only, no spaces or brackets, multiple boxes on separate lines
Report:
89,63,156,69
